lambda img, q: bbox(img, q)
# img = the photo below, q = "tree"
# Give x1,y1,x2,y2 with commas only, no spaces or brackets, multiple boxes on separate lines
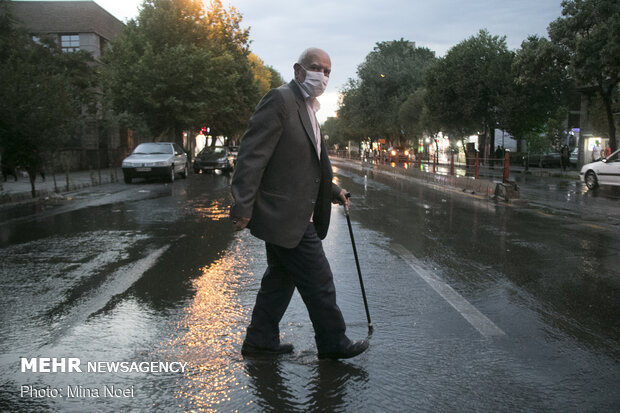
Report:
321,116,348,149
339,40,436,145
501,35,572,150
0,1,96,197
103,0,260,141
588,93,620,142
337,78,370,141
266,65,285,89
423,30,514,159
398,88,426,148
548,0,620,151
248,53,273,96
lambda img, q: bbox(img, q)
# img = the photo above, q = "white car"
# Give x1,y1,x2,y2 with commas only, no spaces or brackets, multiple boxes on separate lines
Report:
122,142,188,184
580,148,620,190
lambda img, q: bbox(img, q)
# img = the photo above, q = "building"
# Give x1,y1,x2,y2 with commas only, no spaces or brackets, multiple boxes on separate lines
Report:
10,1,126,170
11,1,124,61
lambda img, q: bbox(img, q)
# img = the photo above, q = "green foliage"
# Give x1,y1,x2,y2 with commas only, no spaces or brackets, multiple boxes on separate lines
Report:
502,35,572,148
424,30,514,143
548,0,620,150
398,88,426,146
266,65,285,89
339,39,436,144
0,1,96,195
321,116,348,149
103,0,259,140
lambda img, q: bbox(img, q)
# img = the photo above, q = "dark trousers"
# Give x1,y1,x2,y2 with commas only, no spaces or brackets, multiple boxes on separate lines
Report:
245,223,349,353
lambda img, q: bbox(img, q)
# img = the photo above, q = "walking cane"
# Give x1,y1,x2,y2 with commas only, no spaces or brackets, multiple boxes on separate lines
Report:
344,193,373,333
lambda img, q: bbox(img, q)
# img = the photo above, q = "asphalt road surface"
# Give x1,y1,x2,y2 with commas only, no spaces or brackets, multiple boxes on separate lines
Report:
1,163,618,412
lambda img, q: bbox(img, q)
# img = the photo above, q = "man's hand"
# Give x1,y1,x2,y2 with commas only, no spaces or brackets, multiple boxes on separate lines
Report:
231,216,250,231
333,188,350,208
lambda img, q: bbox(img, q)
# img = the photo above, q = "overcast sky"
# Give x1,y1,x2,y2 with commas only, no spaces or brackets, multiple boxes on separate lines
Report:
92,0,564,122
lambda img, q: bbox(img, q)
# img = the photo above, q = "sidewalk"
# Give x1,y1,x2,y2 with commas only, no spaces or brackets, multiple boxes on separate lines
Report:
0,168,122,205
509,164,580,180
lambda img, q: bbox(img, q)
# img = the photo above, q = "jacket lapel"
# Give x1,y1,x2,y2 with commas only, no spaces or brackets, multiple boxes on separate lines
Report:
290,81,320,159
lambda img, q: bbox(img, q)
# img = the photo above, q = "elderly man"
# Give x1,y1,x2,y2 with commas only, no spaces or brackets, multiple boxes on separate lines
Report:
230,48,369,359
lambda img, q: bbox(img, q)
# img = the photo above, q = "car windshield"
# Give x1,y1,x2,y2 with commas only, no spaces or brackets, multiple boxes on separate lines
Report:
202,147,226,155
133,143,173,155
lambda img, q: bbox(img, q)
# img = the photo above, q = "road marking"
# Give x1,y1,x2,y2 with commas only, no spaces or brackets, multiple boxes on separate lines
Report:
41,243,173,348
392,244,505,337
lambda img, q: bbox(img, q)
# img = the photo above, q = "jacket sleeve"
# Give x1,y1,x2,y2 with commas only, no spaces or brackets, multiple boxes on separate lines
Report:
331,182,343,202
230,89,286,219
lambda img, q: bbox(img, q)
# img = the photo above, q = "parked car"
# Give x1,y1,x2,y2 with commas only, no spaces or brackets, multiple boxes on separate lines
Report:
569,147,579,166
522,151,561,168
122,142,188,184
193,146,234,173
580,148,620,190
388,147,411,163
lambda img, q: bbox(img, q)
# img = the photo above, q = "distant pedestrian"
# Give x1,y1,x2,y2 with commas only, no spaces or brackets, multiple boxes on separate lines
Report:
604,143,611,158
591,143,601,162
495,146,503,167
560,145,569,171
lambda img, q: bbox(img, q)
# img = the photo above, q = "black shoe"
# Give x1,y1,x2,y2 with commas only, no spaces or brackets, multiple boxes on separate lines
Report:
318,339,369,360
241,342,294,357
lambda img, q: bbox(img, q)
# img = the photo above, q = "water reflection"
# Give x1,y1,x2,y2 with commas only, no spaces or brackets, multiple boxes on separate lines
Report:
163,230,371,412
244,360,369,413
190,199,232,221
168,240,250,411
305,361,369,412
244,360,297,412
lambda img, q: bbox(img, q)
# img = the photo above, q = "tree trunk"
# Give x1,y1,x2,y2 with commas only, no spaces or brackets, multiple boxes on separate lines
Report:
602,89,617,152
28,168,36,198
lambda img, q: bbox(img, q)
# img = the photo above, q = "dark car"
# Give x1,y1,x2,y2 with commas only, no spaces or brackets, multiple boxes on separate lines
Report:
388,147,411,163
569,148,579,166
522,151,561,168
194,146,234,173
121,142,188,183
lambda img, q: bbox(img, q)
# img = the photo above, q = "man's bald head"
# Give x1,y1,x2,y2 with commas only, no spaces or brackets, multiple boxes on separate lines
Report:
294,48,331,83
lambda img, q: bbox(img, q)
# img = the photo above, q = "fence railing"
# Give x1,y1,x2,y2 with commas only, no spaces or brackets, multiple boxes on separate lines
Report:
332,151,512,183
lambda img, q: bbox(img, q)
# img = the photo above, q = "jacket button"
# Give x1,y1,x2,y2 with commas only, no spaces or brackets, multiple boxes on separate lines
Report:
314,177,320,183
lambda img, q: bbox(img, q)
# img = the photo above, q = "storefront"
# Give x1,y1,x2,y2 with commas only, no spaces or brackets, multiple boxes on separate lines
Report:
583,135,610,163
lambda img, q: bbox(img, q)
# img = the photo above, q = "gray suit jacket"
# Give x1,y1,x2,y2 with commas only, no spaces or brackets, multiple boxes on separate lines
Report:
230,81,341,248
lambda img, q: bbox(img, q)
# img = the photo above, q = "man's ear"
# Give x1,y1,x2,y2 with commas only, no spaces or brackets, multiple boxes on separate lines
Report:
293,63,305,82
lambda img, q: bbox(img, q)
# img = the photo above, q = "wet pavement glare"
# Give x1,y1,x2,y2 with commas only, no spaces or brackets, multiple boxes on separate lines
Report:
0,165,619,412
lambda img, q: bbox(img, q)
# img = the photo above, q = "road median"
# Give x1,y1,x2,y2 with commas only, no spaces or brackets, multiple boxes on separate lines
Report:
330,157,517,200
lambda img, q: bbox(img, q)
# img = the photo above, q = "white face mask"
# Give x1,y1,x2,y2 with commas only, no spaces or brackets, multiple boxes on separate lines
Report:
299,65,329,97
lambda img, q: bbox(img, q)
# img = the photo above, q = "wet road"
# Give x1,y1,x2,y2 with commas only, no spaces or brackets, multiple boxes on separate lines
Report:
0,162,619,412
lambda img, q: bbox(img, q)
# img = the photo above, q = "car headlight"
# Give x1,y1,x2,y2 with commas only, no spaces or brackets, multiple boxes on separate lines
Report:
148,161,169,167
218,157,228,162
122,161,135,167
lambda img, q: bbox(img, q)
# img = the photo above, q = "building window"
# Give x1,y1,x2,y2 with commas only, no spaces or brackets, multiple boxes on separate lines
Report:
60,34,80,52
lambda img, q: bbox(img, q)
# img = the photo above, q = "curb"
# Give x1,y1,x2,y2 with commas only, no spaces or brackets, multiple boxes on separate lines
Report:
331,157,506,199
0,169,121,207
